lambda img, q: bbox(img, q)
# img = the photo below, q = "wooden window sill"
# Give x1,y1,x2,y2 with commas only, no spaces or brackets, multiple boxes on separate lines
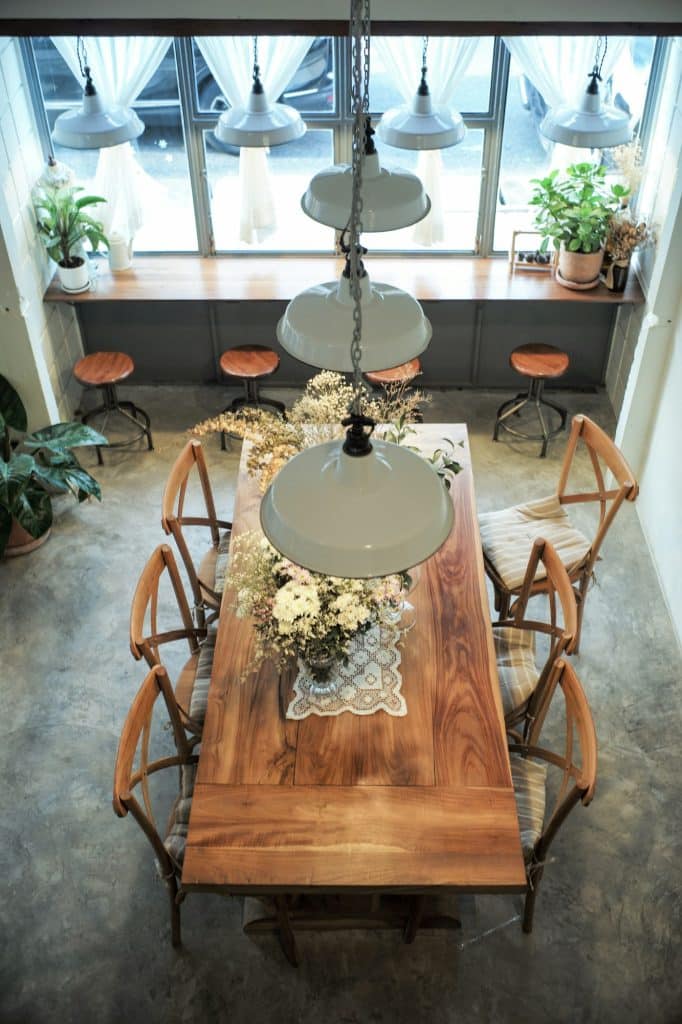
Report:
44,255,645,304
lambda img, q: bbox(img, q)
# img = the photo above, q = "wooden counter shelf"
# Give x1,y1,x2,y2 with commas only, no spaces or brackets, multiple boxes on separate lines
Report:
44,255,645,305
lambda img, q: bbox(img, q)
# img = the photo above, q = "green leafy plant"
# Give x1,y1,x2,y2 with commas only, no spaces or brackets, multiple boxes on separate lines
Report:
529,162,629,255
33,184,108,268
381,415,463,489
0,374,107,557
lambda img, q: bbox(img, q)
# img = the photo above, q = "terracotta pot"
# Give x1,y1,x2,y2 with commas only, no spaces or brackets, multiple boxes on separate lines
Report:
57,257,90,293
4,519,51,558
558,244,604,288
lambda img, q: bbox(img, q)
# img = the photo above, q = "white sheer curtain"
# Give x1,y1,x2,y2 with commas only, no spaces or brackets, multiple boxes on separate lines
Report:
374,37,478,245
52,37,172,241
195,36,312,244
502,36,627,166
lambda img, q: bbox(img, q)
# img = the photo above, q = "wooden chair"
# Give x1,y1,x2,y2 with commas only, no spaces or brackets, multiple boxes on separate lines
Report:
113,664,199,947
508,657,597,933
479,413,639,650
161,439,232,628
492,536,578,738
129,544,215,738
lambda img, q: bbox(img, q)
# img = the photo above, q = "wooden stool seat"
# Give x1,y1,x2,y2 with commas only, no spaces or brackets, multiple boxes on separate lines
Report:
74,350,152,464
218,345,286,450
365,358,422,387
74,351,135,387
493,343,569,457
220,345,280,380
510,344,570,380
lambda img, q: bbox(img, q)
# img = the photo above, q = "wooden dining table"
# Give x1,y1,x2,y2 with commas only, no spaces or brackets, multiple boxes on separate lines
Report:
181,424,526,956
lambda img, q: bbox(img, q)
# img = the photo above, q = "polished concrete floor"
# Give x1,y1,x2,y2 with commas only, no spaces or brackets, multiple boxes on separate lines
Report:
1,384,680,1024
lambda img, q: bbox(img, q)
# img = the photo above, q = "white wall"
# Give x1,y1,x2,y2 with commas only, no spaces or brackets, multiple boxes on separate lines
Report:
614,37,682,646
0,36,83,429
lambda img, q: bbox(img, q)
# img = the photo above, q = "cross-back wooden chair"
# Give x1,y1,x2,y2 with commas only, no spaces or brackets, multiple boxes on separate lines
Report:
130,543,215,738
492,536,578,739
113,664,200,946
508,657,597,933
479,413,638,650
161,439,232,628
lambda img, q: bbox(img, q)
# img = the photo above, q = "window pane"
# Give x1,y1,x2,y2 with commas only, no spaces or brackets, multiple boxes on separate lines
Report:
32,37,198,252
374,129,484,251
193,38,335,117
494,39,657,252
369,37,493,114
206,129,335,252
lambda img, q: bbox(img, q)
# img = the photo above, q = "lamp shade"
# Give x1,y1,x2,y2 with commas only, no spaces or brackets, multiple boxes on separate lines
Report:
277,270,432,371
540,78,632,149
301,150,430,231
215,83,306,148
377,89,465,151
260,437,454,578
52,91,144,150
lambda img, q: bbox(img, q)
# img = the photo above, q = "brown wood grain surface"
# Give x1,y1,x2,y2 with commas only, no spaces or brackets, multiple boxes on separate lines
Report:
73,350,134,385
183,425,525,892
44,256,645,304
219,345,281,379
510,343,571,378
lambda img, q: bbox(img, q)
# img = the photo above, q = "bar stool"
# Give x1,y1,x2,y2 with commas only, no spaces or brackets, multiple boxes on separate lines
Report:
219,345,286,451
493,343,569,458
365,358,423,421
74,351,153,465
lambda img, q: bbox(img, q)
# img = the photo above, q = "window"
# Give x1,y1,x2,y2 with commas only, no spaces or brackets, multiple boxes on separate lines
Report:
26,34,664,258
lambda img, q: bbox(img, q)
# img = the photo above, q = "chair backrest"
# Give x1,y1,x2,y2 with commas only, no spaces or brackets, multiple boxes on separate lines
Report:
503,537,578,725
113,664,197,878
510,658,597,867
556,414,638,575
161,439,231,612
130,543,204,668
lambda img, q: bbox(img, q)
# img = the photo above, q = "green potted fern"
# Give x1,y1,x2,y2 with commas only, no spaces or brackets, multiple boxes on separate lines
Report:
33,184,108,293
0,375,107,557
530,162,629,289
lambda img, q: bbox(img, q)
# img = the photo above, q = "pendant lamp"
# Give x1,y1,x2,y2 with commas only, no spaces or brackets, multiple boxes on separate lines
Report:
377,37,465,151
276,248,432,372
301,120,430,231
540,38,632,149
214,37,306,149
52,38,144,150
261,0,453,578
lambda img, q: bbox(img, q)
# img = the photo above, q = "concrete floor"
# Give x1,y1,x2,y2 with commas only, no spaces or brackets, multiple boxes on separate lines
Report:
1,383,680,1024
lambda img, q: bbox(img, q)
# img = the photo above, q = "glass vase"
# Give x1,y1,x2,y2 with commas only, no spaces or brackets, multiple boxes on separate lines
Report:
303,653,340,697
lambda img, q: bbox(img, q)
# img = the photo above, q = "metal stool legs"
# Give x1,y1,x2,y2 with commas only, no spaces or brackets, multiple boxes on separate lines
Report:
220,378,287,451
493,377,567,457
81,382,154,464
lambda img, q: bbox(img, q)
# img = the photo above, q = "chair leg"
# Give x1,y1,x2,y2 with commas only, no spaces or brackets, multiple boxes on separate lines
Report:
169,882,182,947
522,865,543,934
403,895,425,944
498,589,512,620
275,895,299,967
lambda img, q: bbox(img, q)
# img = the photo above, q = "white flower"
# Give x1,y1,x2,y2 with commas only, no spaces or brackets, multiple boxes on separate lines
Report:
272,581,321,636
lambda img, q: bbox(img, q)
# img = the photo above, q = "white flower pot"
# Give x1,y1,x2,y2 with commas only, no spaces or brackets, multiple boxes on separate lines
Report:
57,258,90,293
557,244,604,290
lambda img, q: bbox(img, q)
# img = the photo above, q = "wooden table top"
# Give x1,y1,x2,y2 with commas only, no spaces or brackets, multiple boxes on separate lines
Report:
44,255,645,304
182,425,526,894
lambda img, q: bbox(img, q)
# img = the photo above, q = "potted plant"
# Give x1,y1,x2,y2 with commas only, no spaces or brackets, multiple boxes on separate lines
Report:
530,162,629,289
0,374,107,557
33,184,108,293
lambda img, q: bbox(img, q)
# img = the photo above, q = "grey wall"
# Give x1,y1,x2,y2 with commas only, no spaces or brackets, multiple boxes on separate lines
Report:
78,300,617,389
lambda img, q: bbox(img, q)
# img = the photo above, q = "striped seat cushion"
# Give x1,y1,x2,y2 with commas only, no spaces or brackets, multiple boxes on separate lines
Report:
188,625,217,728
510,754,547,858
162,763,197,869
493,626,538,717
478,494,591,591
214,530,231,595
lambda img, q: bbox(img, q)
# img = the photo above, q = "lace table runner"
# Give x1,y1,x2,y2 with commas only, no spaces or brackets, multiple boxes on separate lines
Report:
286,622,407,719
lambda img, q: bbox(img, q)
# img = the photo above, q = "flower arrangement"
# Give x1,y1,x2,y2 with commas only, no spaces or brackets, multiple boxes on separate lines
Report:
604,209,652,261
192,370,432,493
230,531,408,681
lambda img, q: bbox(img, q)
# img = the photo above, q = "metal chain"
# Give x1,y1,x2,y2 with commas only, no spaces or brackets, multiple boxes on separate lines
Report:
77,37,88,79
349,0,371,416
422,35,429,75
253,36,260,84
